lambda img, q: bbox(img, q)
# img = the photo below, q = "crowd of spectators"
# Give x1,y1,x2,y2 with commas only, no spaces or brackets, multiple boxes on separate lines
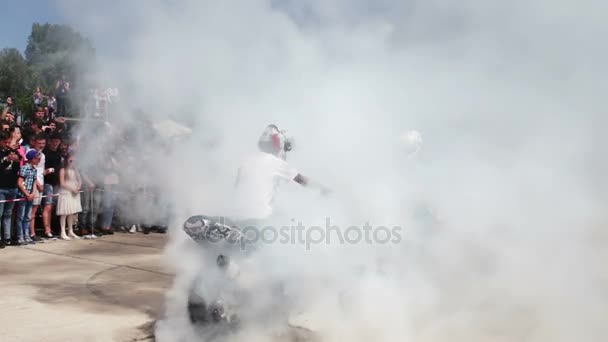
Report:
0,78,169,249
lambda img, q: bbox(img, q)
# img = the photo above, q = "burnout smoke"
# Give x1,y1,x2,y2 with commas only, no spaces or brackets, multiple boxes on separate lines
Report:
58,0,608,341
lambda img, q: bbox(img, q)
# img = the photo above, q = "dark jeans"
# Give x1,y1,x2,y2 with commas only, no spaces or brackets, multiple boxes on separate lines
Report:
79,189,102,230
0,188,17,240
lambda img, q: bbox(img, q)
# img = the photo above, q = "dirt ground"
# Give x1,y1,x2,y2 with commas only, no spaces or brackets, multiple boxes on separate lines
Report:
0,232,173,342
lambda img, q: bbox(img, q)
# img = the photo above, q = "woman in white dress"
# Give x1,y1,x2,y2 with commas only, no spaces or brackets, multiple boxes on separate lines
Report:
57,154,82,240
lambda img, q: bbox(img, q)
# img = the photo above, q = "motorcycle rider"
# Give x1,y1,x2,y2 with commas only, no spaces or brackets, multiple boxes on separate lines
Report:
183,123,331,246
231,124,330,224
182,124,330,328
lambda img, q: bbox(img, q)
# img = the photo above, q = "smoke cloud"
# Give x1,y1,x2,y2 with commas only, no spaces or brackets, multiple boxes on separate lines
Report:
57,0,607,341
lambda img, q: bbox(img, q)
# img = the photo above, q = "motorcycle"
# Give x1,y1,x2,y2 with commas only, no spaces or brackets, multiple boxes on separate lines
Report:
182,215,320,341
180,200,441,340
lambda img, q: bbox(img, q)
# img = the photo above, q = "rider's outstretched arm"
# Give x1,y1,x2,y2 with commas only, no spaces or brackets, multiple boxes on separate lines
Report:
294,174,331,195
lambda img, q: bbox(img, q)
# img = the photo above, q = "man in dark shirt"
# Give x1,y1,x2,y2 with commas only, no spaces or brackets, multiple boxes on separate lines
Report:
42,134,63,235
0,130,22,247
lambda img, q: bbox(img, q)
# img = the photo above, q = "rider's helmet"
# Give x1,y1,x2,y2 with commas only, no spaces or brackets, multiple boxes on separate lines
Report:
258,124,293,159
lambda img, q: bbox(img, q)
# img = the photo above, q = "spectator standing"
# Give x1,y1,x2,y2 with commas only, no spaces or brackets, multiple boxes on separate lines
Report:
47,95,56,118
10,125,25,167
20,133,33,160
33,107,47,124
16,150,43,245
1,97,13,122
30,120,43,136
93,88,109,118
42,134,62,236
33,87,44,108
114,148,137,233
0,131,22,246
2,96,13,110
59,141,69,159
53,117,67,137
21,131,39,157
100,153,119,235
44,121,57,134
78,156,102,237
27,133,52,238
3,112,15,124
55,76,70,116
57,154,82,240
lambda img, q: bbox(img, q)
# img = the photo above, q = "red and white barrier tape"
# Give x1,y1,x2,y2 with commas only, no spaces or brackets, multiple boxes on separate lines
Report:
0,188,152,204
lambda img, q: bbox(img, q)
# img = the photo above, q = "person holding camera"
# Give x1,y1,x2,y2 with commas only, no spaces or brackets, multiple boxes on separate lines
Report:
0,130,23,247
55,76,70,116
1,97,14,122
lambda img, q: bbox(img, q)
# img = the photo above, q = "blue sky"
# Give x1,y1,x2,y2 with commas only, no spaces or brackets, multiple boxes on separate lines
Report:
0,0,65,53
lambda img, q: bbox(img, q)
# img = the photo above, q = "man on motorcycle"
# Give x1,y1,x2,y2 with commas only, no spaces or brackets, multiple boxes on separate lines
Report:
182,124,330,332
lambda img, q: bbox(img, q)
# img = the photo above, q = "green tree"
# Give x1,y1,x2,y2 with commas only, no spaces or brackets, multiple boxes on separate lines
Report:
25,23,97,115
0,48,30,99
0,23,96,118
26,23,96,88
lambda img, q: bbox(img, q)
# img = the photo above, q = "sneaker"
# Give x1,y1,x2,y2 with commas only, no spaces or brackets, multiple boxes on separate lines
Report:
129,225,137,233
15,239,25,246
27,238,37,245
31,235,43,242
3,239,11,246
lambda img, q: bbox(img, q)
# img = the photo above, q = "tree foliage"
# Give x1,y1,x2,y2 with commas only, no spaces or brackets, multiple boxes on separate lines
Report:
0,22,96,116
0,48,30,99
25,23,96,92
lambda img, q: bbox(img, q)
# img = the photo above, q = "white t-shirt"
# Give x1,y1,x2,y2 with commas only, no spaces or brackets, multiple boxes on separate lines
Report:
232,151,298,220
26,148,45,185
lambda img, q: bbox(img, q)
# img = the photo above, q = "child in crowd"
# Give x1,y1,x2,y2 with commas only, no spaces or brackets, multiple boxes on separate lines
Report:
57,153,82,240
16,150,43,245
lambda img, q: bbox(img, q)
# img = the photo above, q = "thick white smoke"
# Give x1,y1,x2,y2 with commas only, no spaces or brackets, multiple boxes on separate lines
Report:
58,0,607,341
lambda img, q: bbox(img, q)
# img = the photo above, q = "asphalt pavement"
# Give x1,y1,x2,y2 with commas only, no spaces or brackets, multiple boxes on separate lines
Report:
0,232,172,342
